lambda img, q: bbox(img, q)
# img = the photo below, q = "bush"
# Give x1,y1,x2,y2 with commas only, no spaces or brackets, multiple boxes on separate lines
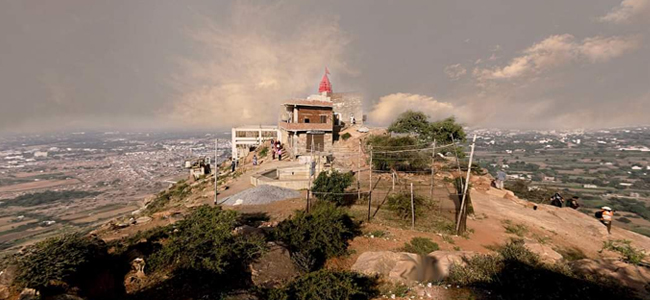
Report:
617,217,632,224
387,193,425,220
148,205,266,274
401,237,439,255
448,239,640,300
274,203,361,271
341,132,352,140
311,170,354,206
259,146,269,158
15,234,110,295
268,269,379,300
602,239,646,265
502,220,528,237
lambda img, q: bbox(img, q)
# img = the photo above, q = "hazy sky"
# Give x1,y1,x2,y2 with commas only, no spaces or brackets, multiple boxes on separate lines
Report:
1,0,648,133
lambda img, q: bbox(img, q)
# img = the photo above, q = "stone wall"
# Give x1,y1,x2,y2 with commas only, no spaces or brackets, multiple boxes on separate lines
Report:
331,93,364,126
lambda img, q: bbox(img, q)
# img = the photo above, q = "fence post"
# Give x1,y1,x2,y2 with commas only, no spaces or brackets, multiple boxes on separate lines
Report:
456,134,477,235
368,145,373,222
214,138,218,206
410,183,415,230
430,139,436,202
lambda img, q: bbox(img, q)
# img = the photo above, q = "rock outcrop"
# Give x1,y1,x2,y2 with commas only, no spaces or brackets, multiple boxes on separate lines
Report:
250,243,298,288
352,251,477,283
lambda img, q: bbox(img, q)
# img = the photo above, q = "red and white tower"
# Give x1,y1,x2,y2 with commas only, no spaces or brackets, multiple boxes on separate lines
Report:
318,67,332,95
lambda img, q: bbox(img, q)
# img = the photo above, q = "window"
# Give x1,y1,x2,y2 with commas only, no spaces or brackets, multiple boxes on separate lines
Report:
304,118,310,123
320,115,327,123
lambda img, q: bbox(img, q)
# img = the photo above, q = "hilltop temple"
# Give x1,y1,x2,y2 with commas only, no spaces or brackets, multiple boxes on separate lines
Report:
231,69,364,159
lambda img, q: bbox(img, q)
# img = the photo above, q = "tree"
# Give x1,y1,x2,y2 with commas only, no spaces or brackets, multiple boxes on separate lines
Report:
274,203,361,271
16,234,113,296
311,170,354,206
387,111,466,145
387,110,431,139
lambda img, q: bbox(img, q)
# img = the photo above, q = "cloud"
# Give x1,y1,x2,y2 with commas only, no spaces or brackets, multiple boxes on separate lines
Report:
369,93,456,125
579,35,642,62
166,2,354,129
600,0,650,24
444,64,467,81
474,34,641,81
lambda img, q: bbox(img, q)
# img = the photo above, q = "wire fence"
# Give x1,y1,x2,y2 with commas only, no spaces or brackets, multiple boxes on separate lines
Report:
304,140,470,231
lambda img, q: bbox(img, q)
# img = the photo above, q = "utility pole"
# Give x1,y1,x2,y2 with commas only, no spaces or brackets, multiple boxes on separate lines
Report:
456,134,477,235
368,145,373,222
214,138,218,205
357,140,361,204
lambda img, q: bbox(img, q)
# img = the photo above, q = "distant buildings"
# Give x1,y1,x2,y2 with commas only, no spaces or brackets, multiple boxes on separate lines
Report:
583,184,598,189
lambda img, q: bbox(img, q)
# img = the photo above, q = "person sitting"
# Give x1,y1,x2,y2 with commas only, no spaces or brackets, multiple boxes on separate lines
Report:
566,196,580,209
550,192,564,208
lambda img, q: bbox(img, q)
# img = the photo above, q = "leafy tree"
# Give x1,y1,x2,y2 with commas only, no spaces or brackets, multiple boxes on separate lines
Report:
311,170,354,206
148,205,266,274
274,203,361,271
16,234,111,296
387,110,431,139
387,110,466,145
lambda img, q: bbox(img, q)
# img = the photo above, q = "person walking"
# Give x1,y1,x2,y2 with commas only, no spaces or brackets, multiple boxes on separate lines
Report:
600,206,614,234
278,147,282,161
496,170,506,189
253,154,258,166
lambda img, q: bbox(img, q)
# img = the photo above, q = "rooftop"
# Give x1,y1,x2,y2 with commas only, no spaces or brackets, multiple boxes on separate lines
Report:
282,99,333,108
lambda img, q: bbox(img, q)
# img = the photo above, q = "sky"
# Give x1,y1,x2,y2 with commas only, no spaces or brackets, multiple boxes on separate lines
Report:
0,0,648,133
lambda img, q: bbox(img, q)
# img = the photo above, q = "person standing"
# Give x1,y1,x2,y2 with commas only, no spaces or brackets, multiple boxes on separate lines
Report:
278,147,282,161
496,170,506,189
601,206,614,234
253,154,258,166
231,158,236,173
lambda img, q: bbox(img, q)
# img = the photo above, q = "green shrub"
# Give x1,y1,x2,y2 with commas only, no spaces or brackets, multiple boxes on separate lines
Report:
341,132,352,140
274,203,361,271
259,146,269,158
401,237,439,255
311,170,354,206
602,239,646,265
16,234,110,295
387,193,425,220
617,217,632,224
268,269,379,300
148,205,266,274
502,220,528,237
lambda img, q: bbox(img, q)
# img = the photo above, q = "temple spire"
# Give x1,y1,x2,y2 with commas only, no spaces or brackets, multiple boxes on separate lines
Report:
318,68,332,94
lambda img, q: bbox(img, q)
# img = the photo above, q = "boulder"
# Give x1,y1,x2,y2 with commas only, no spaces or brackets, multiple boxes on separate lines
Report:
524,242,563,264
352,251,477,283
250,243,298,288
233,225,265,236
571,258,650,294
351,251,402,277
